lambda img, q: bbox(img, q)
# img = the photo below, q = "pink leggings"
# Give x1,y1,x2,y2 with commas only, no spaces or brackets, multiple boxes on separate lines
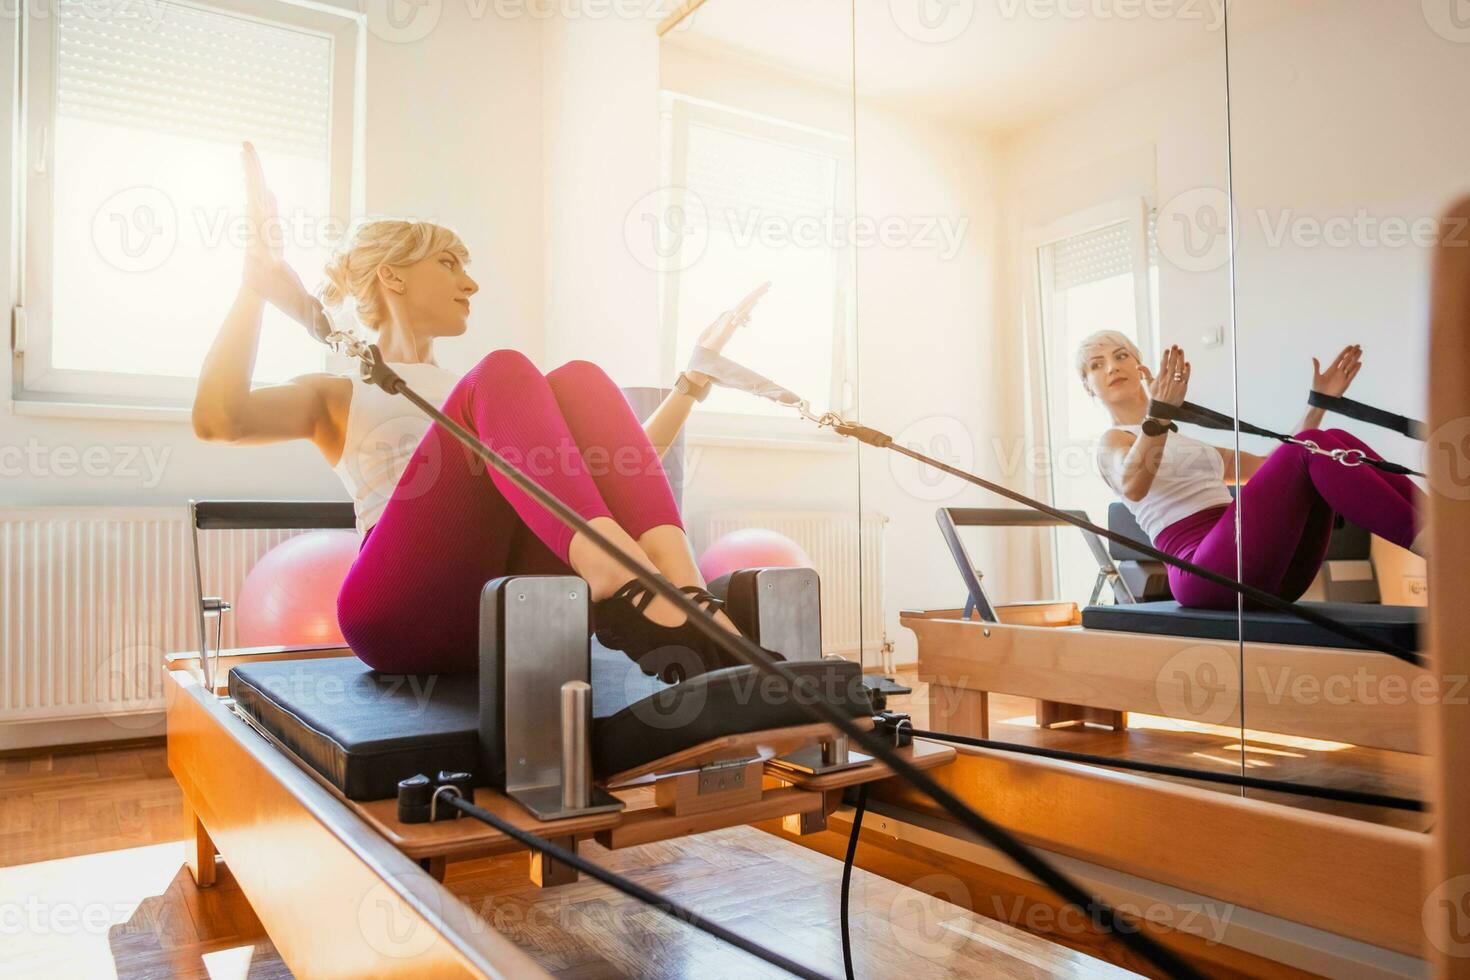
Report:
337,351,683,672
1154,428,1422,609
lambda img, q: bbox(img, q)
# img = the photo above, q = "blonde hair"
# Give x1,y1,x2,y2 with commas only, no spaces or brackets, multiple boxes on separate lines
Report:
1075,330,1143,395
320,220,469,331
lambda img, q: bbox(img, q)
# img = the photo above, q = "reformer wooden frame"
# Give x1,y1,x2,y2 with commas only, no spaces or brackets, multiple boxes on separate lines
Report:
903,603,1426,753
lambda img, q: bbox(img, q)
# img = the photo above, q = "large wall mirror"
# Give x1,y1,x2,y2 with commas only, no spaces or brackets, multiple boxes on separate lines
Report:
657,1,869,664
1228,0,1468,825
660,0,1467,824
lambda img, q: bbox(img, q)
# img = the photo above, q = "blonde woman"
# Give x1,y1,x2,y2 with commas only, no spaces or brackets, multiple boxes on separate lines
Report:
194,143,762,674
1079,330,1423,609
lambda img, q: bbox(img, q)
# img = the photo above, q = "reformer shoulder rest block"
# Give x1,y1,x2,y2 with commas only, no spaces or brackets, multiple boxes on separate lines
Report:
1080,600,1420,651
228,650,870,801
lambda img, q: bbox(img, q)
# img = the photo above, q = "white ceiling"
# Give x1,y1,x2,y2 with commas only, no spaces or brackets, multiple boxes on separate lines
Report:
666,0,1322,135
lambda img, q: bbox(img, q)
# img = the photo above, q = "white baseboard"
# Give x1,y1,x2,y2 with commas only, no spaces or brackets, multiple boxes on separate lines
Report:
0,713,165,753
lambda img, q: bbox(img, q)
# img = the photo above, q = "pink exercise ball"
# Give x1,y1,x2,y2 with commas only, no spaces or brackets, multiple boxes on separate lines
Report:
236,530,360,648
698,528,814,584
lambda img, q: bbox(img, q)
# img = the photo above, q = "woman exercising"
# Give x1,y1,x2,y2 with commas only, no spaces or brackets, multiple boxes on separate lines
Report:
194,143,761,674
1079,330,1425,609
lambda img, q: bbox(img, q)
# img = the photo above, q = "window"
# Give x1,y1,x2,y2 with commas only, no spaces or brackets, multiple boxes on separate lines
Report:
1032,200,1154,602
659,94,855,436
16,0,359,408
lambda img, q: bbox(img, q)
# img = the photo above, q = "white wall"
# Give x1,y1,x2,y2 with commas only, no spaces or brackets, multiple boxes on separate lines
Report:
541,13,661,381
1225,0,1470,466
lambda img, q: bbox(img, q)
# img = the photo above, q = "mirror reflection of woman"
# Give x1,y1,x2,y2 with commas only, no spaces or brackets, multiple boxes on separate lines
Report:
193,143,768,676
1079,331,1424,609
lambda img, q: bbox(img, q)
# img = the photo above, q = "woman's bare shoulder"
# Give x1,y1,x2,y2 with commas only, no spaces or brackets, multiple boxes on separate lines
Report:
1097,427,1137,452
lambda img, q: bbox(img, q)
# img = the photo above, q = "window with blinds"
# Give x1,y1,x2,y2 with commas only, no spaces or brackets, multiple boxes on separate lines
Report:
19,0,355,406
1051,221,1134,291
662,95,854,425
56,0,332,159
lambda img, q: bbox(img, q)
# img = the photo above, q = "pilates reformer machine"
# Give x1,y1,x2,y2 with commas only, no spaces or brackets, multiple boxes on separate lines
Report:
168,518,956,978
166,199,1470,979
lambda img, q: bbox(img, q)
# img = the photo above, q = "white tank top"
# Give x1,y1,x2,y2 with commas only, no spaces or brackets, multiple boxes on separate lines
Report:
1106,425,1234,541
330,361,460,534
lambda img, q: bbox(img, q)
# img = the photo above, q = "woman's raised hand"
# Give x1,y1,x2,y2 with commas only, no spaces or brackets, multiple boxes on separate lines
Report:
687,282,770,382
242,142,283,268
1141,344,1191,407
1312,344,1362,398
238,142,323,333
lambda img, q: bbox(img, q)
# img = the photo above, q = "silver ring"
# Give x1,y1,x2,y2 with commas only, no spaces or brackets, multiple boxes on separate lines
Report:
1173,373,1182,381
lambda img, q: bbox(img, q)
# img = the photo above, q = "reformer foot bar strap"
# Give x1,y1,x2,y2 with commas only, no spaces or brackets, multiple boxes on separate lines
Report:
312,335,1205,980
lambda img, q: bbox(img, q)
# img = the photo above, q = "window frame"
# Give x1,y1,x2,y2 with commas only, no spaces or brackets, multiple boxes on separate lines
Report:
11,0,362,410
1025,196,1155,598
659,92,857,446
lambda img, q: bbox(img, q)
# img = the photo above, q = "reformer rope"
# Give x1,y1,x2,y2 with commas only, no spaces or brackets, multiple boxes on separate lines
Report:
686,347,1423,665
313,336,1206,980
1149,398,1424,477
806,411,1422,667
840,785,869,980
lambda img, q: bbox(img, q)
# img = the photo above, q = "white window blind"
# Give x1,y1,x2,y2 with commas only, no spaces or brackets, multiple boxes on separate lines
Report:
685,121,839,232
56,0,331,158
1051,220,1133,290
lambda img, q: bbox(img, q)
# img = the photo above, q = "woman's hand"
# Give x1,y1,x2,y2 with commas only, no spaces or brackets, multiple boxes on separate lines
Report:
1312,344,1362,398
238,142,326,333
1139,344,1191,407
686,282,771,384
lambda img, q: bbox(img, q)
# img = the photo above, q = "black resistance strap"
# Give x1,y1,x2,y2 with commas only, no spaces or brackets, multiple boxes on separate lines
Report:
328,343,1206,980
840,785,869,980
1309,391,1425,441
906,727,1424,813
1150,398,1424,477
824,419,1422,667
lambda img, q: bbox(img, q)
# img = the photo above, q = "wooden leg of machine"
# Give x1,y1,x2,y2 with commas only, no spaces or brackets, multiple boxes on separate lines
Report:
530,836,579,888
1038,701,1127,732
421,856,447,882
930,685,989,737
183,798,217,888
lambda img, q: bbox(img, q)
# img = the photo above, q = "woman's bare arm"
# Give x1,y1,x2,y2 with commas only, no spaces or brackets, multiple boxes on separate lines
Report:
1099,427,1173,501
191,285,341,453
192,143,344,460
642,282,771,459
1217,446,1268,484
644,385,700,460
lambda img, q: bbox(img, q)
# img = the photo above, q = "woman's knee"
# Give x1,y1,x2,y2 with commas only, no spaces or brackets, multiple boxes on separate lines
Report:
547,358,615,390
468,348,543,389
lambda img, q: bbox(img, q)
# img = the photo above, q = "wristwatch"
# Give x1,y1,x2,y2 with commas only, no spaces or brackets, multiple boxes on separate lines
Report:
675,371,712,403
1141,417,1178,437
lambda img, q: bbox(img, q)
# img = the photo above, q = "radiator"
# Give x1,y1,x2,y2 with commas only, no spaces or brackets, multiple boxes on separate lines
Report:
692,510,888,662
0,508,309,723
